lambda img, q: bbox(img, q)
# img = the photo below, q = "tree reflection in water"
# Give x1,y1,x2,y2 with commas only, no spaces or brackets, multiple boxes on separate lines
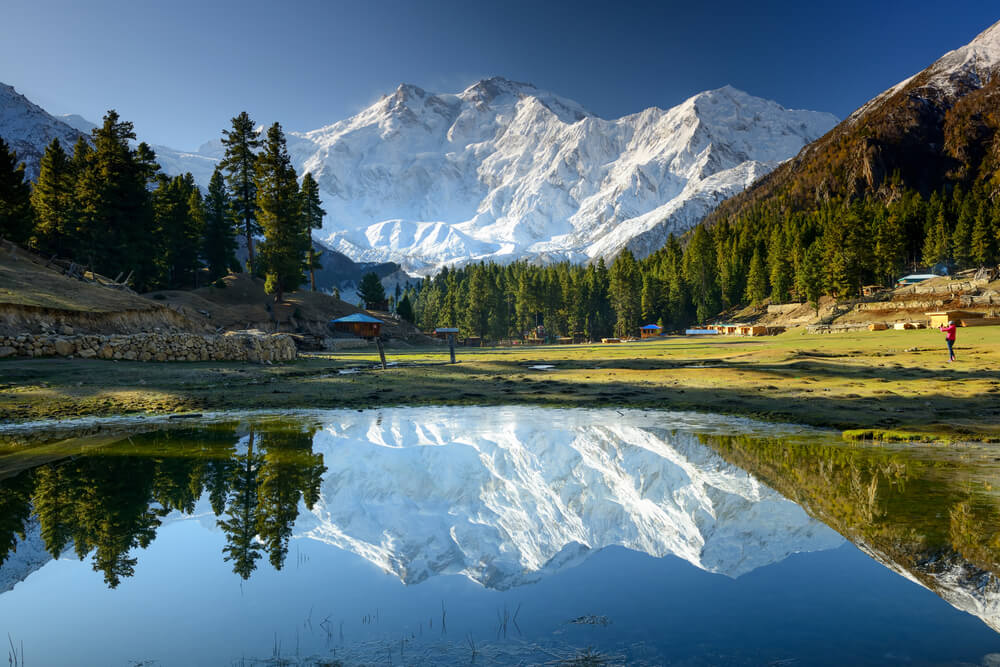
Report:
705,433,1000,627
0,421,326,587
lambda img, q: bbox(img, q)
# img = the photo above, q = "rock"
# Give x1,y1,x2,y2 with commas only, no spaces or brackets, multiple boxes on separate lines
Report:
54,339,75,356
0,346,15,358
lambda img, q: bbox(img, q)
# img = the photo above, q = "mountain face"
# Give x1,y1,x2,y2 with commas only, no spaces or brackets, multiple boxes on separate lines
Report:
707,20,1000,224
0,79,834,273
285,80,836,273
0,84,86,180
294,407,843,589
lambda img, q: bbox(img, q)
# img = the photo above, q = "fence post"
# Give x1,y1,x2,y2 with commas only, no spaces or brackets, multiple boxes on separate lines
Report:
376,337,387,370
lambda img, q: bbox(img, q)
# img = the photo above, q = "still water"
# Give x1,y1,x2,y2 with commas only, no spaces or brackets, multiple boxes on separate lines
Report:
1,407,999,666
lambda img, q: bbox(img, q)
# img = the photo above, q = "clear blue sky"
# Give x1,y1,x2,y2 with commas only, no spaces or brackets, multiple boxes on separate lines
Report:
2,0,997,150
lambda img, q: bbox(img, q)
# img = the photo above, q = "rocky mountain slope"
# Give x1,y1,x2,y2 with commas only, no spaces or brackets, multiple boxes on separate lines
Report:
706,19,1000,224
285,79,837,272
0,84,86,180
1,78,836,274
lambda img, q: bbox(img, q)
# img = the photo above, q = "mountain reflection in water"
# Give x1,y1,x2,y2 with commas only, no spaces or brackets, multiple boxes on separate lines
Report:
1,407,999,665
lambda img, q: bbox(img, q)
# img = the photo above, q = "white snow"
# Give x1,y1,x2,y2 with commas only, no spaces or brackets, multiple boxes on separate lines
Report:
294,406,844,589
848,19,1000,124
0,84,88,180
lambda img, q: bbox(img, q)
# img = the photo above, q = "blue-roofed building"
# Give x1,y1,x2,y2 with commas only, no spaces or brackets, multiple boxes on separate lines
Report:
330,313,383,338
640,324,663,338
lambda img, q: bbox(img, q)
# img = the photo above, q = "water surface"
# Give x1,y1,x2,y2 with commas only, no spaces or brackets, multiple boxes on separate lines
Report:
1,407,998,665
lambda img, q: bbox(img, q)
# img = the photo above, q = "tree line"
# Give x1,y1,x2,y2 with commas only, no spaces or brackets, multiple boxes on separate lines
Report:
0,110,324,298
405,179,1000,339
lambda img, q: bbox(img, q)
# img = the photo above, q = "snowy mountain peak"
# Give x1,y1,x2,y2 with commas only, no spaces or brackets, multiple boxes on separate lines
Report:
0,77,836,273
0,83,86,179
280,79,836,272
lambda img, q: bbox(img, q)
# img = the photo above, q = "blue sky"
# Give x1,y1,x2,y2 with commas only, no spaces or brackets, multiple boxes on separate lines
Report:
2,0,997,150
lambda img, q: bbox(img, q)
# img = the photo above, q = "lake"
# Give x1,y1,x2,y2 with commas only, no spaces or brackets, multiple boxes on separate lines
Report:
1,407,998,666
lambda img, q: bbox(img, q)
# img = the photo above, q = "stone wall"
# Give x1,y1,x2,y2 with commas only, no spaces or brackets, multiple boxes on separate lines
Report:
0,332,296,362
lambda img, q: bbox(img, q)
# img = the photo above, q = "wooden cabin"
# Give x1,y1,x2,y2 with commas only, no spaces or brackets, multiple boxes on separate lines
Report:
640,324,663,339
330,313,383,338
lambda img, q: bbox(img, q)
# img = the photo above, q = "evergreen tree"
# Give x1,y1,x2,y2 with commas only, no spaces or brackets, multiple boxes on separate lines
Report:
683,225,720,323
30,138,77,255
609,249,642,337
767,227,793,303
970,198,994,266
358,271,386,308
801,242,825,315
255,123,306,302
640,272,662,324
152,173,203,289
299,172,325,291
0,136,34,244
220,111,261,274
396,291,415,322
73,111,159,290
745,247,768,305
202,166,238,281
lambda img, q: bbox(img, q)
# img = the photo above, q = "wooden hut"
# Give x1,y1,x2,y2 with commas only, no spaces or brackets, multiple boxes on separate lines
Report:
330,313,383,338
640,324,663,339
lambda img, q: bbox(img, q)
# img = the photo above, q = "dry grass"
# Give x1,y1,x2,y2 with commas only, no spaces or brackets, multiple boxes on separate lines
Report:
3,325,999,441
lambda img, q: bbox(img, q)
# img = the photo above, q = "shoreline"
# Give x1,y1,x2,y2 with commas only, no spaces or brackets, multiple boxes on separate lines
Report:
2,328,999,443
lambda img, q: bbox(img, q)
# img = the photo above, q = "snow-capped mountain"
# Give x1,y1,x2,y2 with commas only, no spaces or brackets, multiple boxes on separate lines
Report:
849,18,1000,124
707,20,1000,225
0,84,86,180
294,407,844,589
0,78,834,272
289,79,836,272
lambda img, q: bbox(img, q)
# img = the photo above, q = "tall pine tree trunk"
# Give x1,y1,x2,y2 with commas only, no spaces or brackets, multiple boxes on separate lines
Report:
309,248,316,291
245,222,255,274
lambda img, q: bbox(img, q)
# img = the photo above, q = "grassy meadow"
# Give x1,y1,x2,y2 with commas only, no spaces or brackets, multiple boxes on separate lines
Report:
2,325,999,442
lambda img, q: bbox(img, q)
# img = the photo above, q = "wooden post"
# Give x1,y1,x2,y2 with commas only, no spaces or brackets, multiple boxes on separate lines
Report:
376,337,387,370
448,334,456,364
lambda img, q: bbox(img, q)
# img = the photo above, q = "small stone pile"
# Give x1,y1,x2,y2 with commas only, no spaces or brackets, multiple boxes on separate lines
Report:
0,331,296,362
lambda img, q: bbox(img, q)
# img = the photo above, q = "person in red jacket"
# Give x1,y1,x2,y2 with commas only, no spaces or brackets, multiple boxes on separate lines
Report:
940,320,957,362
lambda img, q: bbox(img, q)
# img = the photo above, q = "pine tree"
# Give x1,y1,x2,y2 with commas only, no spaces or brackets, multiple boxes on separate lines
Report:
73,111,159,290
202,166,238,281
683,225,720,323
801,242,825,315
396,291,415,322
609,249,642,338
152,174,203,288
767,227,793,303
255,123,307,302
358,272,386,308
970,199,994,267
299,172,325,291
0,136,34,244
745,247,768,305
220,111,261,274
30,138,76,255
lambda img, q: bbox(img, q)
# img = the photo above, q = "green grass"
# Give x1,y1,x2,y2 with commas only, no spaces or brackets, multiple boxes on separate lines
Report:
3,325,1000,442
